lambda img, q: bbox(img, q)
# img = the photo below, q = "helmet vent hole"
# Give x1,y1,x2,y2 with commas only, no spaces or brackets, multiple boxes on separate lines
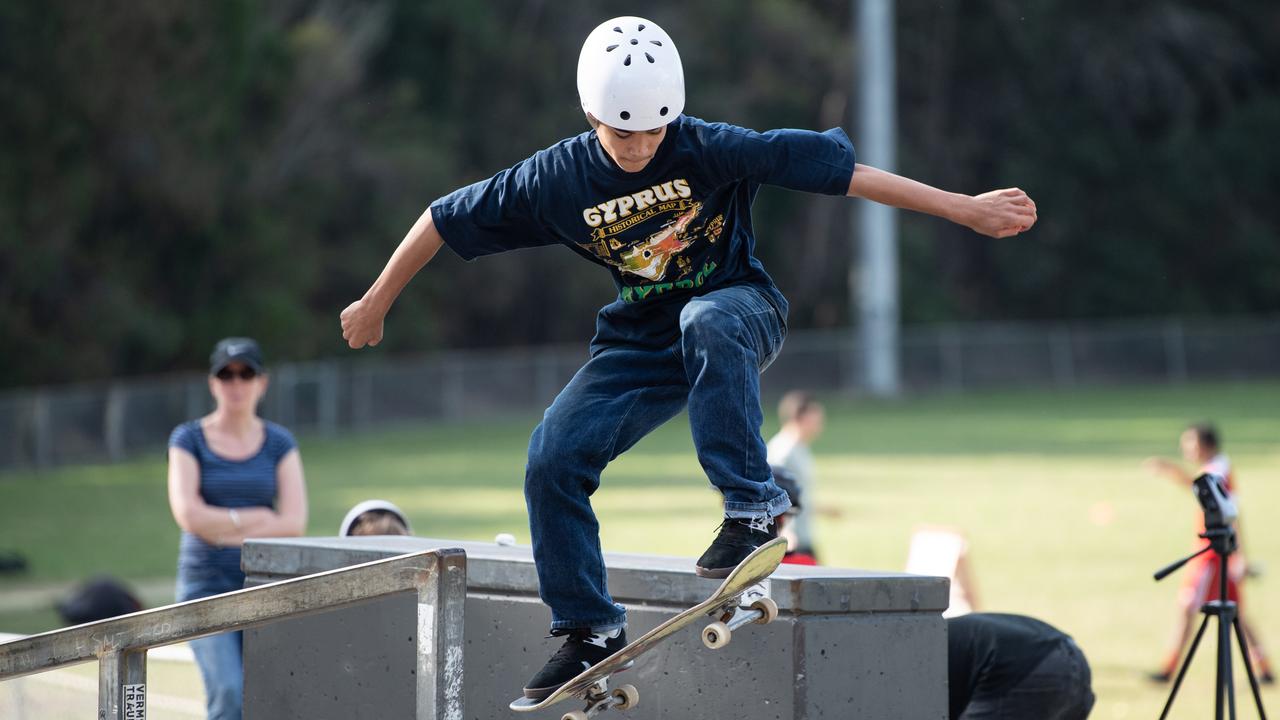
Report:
613,26,623,33
638,24,646,31
630,39,638,45
659,106,668,116
650,40,663,46
645,53,654,63
606,44,619,52
623,54,632,66
620,111,631,121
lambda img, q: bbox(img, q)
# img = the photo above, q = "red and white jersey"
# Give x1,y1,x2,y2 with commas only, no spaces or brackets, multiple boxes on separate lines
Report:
1201,453,1234,493
1194,454,1235,535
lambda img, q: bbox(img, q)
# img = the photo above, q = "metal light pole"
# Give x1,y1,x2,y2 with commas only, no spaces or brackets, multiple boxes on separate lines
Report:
854,0,900,397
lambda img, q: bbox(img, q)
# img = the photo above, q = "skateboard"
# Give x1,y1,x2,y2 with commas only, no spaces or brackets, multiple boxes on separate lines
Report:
509,537,787,720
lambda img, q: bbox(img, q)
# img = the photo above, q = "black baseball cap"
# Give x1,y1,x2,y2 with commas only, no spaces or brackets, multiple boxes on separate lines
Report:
209,337,265,374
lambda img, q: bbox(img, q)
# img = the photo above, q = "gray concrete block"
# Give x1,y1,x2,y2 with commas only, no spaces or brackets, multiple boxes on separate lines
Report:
242,536,948,720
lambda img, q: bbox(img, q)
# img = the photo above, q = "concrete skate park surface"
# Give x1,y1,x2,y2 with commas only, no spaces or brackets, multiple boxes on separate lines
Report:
242,535,949,719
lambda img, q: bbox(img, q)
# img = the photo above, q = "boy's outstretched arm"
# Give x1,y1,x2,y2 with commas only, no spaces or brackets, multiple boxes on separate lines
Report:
846,163,1038,238
341,207,446,349
1142,457,1193,486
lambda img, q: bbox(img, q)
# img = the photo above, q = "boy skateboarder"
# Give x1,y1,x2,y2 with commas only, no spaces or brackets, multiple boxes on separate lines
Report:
340,16,1038,699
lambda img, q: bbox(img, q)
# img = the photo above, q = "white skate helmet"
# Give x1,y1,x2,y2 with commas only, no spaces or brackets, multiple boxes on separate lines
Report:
339,499,413,537
577,16,684,131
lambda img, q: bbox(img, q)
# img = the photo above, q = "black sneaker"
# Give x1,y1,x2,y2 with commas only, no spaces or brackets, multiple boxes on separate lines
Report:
695,516,778,578
523,628,629,700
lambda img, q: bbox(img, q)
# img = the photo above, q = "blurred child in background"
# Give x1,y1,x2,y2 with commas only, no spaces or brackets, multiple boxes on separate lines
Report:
766,391,826,561
1144,422,1273,684
770,466,817,566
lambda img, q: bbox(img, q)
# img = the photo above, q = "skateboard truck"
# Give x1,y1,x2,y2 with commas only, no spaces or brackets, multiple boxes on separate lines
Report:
701,584,779,650
562,677,640,720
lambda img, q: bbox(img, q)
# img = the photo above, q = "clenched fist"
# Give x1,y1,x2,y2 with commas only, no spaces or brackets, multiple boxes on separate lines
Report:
965,188,1038,238
340,298,387,349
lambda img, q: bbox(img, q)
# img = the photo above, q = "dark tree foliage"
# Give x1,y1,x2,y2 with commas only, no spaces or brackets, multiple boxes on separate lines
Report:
1,0,1277,387
896,1,1280,322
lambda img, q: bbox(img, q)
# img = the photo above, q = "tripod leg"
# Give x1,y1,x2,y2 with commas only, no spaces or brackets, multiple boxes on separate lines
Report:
1216,555,1235,720
1161,613,1212,720
1233,616,1269,720
1219,604,1234,720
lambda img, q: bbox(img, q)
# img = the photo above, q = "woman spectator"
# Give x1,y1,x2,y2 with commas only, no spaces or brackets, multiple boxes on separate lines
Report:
167,337,308,720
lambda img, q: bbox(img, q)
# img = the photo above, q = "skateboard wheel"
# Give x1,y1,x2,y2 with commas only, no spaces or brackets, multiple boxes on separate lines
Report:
750,597,779,624
612,684,640,710
702,621,732,649
562,711,589,720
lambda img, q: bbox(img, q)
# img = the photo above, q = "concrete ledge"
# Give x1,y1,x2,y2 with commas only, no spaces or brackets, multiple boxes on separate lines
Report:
242,536,948,720
242,535,949,613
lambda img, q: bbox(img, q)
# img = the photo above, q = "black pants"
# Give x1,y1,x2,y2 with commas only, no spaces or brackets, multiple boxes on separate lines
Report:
960,639,1095,720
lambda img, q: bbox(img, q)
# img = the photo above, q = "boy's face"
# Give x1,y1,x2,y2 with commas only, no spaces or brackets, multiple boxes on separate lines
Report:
1180,429,1210,463
595,121,667,173
797,405,826,443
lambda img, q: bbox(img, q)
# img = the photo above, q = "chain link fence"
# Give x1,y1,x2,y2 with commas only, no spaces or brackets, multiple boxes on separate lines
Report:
3,316,1278,470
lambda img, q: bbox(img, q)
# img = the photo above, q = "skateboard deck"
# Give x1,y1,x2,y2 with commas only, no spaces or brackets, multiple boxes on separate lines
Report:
510,537,787,718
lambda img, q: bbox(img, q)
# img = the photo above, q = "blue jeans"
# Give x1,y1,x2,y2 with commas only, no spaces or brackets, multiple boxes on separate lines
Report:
177,565,245,720
525,285,792,631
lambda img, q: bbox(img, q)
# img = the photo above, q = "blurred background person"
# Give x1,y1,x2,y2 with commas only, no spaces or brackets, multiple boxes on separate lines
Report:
905,525,980,618
766,391,827,561
776,467,984,623
339,499,413,537
772,466,1064,715
167,337,309,720
948,613,1095,720
770,466,817,566
55,576,143,626
1144,422,1273,684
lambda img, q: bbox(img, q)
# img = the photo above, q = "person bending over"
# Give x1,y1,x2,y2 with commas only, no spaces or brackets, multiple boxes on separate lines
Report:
949,613,1094,720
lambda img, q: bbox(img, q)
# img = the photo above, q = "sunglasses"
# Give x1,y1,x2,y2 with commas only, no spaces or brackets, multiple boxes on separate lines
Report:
215,367,259,382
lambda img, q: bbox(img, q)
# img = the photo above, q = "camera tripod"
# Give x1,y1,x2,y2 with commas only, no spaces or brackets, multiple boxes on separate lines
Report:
1153,526,1268,720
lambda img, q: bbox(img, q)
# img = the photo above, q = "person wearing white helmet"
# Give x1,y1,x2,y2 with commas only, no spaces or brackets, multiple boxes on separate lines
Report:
339,499,413,537
340,15,1038,698
575,16,685,136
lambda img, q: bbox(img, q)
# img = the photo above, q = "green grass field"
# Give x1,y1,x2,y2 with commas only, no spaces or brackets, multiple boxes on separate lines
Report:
2,381,1277,718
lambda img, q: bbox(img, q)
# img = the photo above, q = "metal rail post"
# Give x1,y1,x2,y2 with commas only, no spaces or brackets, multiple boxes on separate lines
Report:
0,550,465,720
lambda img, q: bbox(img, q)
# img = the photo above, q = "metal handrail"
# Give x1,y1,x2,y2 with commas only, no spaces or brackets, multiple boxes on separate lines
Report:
0,549,466,720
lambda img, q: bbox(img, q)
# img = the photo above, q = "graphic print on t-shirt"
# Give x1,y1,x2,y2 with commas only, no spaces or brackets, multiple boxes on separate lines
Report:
616,202,700,280
578,178,726,299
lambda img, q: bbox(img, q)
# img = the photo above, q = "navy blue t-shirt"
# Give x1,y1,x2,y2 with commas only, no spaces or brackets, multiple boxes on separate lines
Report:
430,115,856,352
169,420,297,573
